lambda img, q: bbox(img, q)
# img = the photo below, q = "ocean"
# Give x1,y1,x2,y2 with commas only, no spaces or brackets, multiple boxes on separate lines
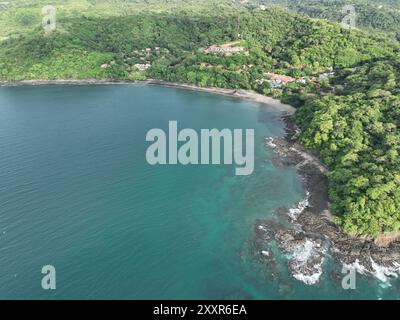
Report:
0,84,398,299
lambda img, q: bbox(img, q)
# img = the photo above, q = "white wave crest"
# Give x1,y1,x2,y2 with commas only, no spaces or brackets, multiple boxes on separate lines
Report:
370,258,400,283
266,137,276,148
341,259,400,284
288,192,310,220
261,250,270,257
293,270,323,286
290,239,326,285
342,259,368,275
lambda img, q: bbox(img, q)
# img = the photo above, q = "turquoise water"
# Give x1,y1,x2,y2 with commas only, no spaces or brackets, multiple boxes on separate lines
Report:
0,85,399,299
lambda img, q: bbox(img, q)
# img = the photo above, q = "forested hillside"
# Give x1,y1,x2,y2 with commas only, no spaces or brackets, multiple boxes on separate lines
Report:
1,1,400,237
280,0,400,38
295,59,400,236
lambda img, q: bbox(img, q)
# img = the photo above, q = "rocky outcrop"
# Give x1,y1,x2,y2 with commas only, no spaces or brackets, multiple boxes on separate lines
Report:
258,114,400,285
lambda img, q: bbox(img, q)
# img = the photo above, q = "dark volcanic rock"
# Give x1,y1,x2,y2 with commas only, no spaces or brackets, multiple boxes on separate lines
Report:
257,114,400,285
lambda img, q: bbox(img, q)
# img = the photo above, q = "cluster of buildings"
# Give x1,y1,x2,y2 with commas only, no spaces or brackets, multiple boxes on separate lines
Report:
133,63,151,72
204,41,245,55
256,69,335,88
100,61,116,69
256,72,306,88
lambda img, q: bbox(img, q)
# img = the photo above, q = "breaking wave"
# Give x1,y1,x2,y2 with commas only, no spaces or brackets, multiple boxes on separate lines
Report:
288,192,310,220
289,239,326,285
266,137,277,148
342,259,400,285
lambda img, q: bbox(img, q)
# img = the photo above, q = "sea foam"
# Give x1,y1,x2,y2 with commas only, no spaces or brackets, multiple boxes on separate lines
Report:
288,192,310,220
290,239,326,285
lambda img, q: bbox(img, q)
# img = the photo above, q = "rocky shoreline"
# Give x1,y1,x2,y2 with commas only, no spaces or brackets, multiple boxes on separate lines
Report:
258,114,400,285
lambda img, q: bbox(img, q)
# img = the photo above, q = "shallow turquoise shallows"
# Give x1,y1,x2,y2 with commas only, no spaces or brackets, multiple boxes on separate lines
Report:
0,85,399,299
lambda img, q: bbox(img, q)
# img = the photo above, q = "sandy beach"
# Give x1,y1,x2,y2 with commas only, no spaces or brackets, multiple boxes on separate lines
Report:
145,80,296,113
0,79,295,114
